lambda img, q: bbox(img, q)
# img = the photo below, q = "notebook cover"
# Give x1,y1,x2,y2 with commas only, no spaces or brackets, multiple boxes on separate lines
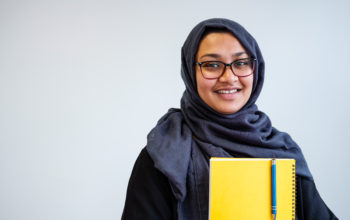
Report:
209,158,295,220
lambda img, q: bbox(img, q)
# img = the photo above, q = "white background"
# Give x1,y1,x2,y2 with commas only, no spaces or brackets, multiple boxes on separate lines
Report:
1,0,349,219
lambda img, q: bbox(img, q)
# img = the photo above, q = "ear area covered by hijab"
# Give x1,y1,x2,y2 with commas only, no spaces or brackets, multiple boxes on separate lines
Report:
146,18,313,206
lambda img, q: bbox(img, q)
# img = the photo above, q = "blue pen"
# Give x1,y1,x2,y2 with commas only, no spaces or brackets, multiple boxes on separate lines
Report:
272,159,277,220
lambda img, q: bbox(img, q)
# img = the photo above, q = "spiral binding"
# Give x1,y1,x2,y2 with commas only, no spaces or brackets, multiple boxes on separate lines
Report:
291,162,296,220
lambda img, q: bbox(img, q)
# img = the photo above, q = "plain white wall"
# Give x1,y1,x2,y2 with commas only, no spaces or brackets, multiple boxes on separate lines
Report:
1,0,349,219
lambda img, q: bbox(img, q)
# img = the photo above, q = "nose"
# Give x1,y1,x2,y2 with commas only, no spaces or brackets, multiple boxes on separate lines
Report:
219,65,238,82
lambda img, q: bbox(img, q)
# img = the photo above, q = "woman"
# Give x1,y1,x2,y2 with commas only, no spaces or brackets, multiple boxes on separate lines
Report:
122,18,338,220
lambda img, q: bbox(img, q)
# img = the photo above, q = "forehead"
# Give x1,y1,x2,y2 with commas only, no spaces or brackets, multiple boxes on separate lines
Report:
196,32,247,57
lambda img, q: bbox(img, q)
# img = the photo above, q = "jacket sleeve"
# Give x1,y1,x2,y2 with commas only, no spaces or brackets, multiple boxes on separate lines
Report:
122,148,177,220
296,176,338,220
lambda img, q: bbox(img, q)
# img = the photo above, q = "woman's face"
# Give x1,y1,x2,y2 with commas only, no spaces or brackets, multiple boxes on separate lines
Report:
195,32,254,115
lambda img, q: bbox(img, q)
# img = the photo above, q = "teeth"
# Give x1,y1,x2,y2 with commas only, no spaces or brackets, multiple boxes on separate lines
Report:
217,89,238,94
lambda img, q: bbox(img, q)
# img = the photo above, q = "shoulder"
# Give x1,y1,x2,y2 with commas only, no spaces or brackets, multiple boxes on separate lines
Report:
122,147,177,220
126,148,173,197
130,148,155,177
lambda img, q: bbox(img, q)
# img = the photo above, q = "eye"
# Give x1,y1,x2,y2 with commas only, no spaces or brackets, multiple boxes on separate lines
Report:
202,62,222,70
233,58,250,68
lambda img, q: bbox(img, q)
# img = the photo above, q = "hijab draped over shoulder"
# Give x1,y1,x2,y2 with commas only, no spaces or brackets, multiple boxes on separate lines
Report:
146,18,312,219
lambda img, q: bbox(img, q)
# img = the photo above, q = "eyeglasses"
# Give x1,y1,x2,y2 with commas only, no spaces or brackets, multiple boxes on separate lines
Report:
195,58,256,79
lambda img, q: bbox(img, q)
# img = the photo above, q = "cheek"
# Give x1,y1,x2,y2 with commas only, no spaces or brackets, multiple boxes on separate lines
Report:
196,72,213,107
196,71,214,96
241,75,254,92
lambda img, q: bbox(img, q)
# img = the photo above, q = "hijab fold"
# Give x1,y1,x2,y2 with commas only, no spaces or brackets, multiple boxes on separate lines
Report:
146,18,312,220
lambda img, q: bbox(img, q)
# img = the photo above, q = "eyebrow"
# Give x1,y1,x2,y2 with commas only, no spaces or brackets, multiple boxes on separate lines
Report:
199,52,249,60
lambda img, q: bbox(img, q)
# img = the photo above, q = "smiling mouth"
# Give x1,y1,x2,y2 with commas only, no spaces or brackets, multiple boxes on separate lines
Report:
216,89,239,94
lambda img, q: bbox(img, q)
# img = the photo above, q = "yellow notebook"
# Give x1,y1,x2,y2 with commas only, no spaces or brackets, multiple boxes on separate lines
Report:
209,158,296,220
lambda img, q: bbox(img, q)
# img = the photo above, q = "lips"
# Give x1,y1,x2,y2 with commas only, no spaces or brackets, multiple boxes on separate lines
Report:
215,87,241,94
216,89,238,94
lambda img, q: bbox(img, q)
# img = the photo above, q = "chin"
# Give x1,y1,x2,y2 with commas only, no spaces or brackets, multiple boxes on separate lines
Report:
214,107,240,115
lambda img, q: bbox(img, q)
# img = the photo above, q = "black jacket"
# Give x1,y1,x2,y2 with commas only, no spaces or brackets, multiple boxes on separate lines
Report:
122,148,338,220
